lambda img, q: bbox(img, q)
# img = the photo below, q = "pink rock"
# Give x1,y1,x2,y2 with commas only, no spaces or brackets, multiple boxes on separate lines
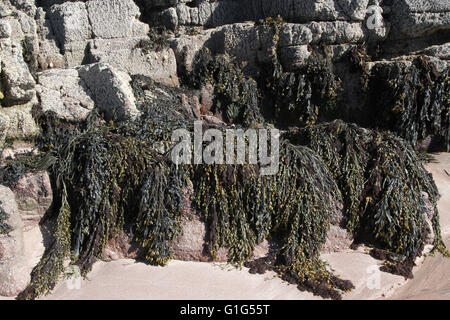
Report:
12,171,53,231
0,185,29,297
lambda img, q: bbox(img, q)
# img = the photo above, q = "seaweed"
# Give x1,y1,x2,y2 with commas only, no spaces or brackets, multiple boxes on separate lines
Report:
0,200,12,235
193,140,354,299
256,17,344,128
0,152,56,188
15,68,448,301
287,120,448,273
368,56,450,151
18,110,189,299
192,48,262,126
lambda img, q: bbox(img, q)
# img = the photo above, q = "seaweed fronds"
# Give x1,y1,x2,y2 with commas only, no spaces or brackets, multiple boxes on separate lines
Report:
193,140,353,299
0,201,13,235
192,49,262,126
289,120,448,274
368,56,450,151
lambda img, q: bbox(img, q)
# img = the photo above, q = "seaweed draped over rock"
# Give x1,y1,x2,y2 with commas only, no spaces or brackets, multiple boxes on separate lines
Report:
367,56,450,152
18,111,189,300
193,142,354,299
288,120,448,276
16,75,447,300
191,48,262,126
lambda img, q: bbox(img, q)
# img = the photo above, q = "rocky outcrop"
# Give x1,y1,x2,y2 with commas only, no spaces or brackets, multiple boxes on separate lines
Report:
77,63,139,121
0,29,36,106
149,0,372,29
0,5,40,145
0,0,448,299
0,106,40,141
36,67,95,122
390,0,450,40
37,62,139,122
46,0,179,87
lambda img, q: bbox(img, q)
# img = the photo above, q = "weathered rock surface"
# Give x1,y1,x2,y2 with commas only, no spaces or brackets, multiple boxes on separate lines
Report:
150,0,372,30
0,37,36,105
37,63,138,122
0,105,40,141
36,68,94,122
78,63,139,121
12,171,53,231
87,39,179,87
0,185,28,297
0,112,9,149
45,0,179,86
390,0,450,40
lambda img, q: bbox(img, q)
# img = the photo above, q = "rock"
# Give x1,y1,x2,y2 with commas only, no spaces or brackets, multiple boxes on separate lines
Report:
338,0,370,21
279,45,312,70
78,63,139,121
421,191,437,245
322,225,353,253
37,63,140,122
10,0,37,18
46,0,176,86
0,20,11,39
87,39,179,87
419,43,450,61
36,68,95,122
0,112,9,149
173,19,376,78
101,230,142,262
35,7,66,71
0,2,13,18
390,0,450,40
0,185,29,297
86,0,148,39
48,2,91,46
158,7,178,30
170,30,215,76
48,1,91,67
171,213,271,262
0,105,40,141
149,0,371,29
322,194,353,253
0,39,36,105
1,141,36,160
170,214,209,262
12,171,53,231
200,83,214,114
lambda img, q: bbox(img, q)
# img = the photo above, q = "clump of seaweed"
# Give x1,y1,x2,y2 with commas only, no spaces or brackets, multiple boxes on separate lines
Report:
261,61,343,127
257,16,344,128
287,120,448,275
0,152,56,188
0,201,13,235
368,56,450,151
15,68,447,301
18,75,196,299
18,110,189,299
192,48,262,126
193,141,354,299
